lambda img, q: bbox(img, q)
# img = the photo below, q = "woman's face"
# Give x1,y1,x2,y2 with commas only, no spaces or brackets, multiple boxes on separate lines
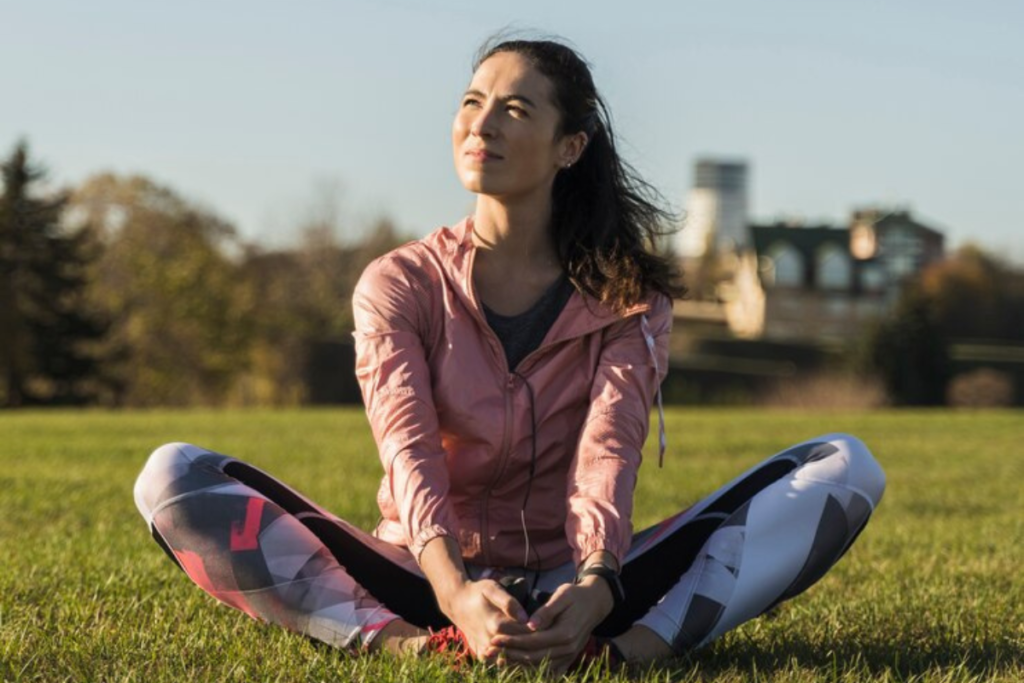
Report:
452,51,584,201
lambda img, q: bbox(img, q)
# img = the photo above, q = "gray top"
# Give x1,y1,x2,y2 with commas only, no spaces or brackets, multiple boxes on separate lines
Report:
483,274,575,371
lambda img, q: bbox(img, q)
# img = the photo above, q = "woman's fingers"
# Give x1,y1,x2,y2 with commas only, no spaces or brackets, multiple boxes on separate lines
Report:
492,620,574,651
481,580,529,624
447,580,530,658
485,614,531,641
492,618,533,636
524,588,571,631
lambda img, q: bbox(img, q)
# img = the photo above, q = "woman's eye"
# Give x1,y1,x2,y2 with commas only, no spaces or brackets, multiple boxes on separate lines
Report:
462,98,480,107
507,105,528,117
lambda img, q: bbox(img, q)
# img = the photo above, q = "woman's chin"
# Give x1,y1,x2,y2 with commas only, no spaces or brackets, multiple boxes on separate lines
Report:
458,176,502,196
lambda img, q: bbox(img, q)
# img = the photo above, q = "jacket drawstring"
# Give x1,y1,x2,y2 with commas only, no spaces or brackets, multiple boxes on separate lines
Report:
511,370,541,576
641,314,667,467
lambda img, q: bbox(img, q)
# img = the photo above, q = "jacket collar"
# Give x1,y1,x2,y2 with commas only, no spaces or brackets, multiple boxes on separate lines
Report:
444,215,652,344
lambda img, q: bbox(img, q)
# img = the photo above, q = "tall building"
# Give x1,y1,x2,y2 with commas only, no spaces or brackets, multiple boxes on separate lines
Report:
677,158,750,257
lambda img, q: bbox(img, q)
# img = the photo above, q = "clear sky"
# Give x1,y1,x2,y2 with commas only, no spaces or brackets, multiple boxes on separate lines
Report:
3,0,1022,260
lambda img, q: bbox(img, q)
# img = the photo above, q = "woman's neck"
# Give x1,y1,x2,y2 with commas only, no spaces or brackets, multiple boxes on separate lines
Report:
471,194,559,268
470,194,564,315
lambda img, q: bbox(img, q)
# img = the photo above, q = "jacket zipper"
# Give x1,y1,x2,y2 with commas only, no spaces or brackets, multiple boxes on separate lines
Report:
481,374,516,566
466,246,516,567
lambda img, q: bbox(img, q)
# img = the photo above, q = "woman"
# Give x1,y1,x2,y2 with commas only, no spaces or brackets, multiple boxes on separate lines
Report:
134,37,885,674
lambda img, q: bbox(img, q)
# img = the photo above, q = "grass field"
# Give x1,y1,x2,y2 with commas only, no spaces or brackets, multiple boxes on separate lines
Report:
0,408,1020,682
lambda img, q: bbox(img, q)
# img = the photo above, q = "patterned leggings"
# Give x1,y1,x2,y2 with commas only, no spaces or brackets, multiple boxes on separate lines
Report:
134,433,885,653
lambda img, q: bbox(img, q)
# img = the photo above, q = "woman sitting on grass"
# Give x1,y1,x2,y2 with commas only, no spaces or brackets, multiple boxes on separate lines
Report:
134,35,886,675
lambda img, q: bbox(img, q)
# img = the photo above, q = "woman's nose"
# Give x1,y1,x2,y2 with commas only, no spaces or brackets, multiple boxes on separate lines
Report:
469,104,497,138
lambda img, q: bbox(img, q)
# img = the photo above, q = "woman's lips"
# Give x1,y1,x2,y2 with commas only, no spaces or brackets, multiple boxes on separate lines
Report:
465,149,502,161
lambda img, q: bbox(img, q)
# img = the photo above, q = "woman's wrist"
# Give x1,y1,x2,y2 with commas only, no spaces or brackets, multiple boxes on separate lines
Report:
576,574,615,617
580,549,620,573
576,550,624,613
418,536,471,617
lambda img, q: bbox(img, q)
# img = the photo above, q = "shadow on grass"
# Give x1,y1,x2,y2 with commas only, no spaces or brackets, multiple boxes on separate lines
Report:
639,633,1020,681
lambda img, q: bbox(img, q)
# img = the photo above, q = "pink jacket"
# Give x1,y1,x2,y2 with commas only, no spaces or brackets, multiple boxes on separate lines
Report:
352,216,672,569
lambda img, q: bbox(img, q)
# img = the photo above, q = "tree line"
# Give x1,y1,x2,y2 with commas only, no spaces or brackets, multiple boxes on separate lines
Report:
3,140,1023,408
0,141,404,407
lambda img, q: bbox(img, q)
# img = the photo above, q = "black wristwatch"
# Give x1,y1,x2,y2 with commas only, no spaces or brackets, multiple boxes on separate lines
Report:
575,564,625,610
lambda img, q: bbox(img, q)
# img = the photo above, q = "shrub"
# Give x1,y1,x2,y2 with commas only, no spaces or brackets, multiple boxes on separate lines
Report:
946,367,1014,408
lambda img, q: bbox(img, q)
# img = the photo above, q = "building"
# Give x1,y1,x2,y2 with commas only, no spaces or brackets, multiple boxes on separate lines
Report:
731,208,945,341
677,158,750,257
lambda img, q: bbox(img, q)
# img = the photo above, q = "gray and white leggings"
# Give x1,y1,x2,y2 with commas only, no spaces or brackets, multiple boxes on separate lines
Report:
134,433,885,653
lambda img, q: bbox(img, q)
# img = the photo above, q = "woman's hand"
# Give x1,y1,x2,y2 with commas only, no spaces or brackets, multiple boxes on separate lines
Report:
440,578,532,659
418,536,531,660
488,576,615,674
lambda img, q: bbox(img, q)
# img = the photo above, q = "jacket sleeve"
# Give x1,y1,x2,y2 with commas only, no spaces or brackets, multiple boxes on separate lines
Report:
565,293,673,567
351,254,460,561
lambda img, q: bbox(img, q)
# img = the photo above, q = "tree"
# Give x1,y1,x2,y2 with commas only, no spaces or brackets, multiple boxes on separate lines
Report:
864,284,950,406
918,245,1024,342
69,173,254,406
0,141,106,406
236,214,406,405
860,245,1024,405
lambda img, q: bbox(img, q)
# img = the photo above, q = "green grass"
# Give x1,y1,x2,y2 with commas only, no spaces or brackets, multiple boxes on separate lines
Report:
1,408,1021,682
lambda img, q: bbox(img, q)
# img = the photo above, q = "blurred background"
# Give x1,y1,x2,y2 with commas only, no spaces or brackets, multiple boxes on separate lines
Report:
2,0,1022,409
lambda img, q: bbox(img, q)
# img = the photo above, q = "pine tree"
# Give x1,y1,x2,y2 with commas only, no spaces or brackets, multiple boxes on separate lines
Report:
0,141,106,406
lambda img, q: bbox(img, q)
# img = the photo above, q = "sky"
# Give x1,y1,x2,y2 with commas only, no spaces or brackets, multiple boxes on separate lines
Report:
3,0,1023,260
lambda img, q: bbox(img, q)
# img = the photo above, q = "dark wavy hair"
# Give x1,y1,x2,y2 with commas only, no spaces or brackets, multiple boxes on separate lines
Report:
473,36,686,311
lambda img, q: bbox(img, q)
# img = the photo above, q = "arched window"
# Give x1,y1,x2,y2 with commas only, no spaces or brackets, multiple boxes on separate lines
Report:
816,242,851,290
765,241,803,287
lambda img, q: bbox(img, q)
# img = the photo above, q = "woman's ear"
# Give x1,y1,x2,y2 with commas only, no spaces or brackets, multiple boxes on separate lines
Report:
560,131,589,168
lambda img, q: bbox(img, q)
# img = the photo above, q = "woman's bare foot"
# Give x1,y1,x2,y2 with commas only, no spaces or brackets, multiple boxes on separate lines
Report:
611,624,673,663
369,619,429,655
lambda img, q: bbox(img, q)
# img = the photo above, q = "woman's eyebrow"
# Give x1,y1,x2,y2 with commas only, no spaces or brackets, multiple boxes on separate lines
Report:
462,89,538,109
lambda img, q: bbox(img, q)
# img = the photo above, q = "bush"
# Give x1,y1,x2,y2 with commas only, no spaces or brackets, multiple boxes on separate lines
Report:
757,372,887,409
946,368,1014,408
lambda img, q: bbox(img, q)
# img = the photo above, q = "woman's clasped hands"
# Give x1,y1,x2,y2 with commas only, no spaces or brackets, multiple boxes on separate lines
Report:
440,578,533,660
422,538,616,673
487,576,615,675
